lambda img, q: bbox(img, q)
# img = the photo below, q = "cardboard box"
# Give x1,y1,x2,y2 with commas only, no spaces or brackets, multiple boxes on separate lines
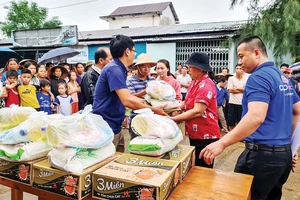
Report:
33,155,118,200
93,153,180,200
0,157,45,185
161,144,195,182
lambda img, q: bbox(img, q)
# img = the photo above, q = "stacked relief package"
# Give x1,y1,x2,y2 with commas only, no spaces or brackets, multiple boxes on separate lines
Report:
128,109,183,156
46,106,116,173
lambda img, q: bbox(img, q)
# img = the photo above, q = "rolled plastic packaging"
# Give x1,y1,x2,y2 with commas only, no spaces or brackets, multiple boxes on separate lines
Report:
46,112,114,148
128,131,183,156
0,112,48,144
131,113,179,139
149,98,181,110
48,142,115,173
0,140,51,161
146,80,176,100
0,106,37,130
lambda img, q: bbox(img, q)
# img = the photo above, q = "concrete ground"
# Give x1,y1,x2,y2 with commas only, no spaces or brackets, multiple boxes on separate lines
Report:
1,124,299,199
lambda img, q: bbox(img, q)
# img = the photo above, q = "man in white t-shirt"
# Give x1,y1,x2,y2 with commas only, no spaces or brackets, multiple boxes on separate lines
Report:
227,64,248,130
177,65,191,101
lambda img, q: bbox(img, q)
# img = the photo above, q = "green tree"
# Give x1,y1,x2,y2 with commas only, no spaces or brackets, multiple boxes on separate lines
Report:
0,0,62,37
231,0,300,61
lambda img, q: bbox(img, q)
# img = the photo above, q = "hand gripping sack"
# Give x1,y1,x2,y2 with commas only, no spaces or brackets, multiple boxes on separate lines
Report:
0,112,48,144
0,140,51,161
0,106,37,130
46,112,114,148
48,142,116,173
131,113,179,139
128,131,183,156
146,80,176,100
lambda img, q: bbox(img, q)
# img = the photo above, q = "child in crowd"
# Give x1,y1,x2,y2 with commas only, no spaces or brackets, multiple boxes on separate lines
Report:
1,58,20,82
67,71,80,113
23,62,39,86
5,70,19,107
17,69,40,110
55,82,73,116
37,79,53,115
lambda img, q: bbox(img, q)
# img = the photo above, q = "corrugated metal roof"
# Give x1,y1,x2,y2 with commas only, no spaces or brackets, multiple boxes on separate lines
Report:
100,1,179,23
0,20,247,46
79,20,247,40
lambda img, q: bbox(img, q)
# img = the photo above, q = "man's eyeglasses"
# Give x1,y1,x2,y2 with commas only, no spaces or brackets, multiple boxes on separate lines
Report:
130,49,138,55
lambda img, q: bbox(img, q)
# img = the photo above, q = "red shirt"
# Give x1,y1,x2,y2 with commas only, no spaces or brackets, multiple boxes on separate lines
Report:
185,74,220,139
6,88,19,107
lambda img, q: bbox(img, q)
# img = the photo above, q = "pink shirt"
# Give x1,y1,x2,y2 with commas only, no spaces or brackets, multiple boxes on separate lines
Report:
158,76,182,100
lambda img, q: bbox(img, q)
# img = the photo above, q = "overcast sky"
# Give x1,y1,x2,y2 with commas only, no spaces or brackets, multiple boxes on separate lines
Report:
0,0,249,33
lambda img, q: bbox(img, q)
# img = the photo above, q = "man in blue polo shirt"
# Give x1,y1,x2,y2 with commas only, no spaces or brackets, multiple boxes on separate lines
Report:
200,35,300,200
92,35,166,152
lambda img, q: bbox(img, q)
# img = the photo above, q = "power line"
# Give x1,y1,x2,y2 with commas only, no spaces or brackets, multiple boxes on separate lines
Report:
48,0,98,10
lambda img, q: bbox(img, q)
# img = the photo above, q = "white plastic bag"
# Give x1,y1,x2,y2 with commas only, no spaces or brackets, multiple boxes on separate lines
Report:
0,112,48,144
46,112,114,148
0,140,51,161
48,142,115,173
0,106,37,130
146,80,176,100
131,113,179,139
128,132,183,156
149,98,181,110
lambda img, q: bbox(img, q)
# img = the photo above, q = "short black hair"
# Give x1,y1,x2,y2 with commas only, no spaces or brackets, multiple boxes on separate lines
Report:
235,63,242,68
24,61,34,68
280,63,289,68
40,79,51,88
217,77,226,83
110,35,134,58
6,70,18,78
94,48,108,64
237,35,268,57
46,62,53,67
21,69,32,75
75,62,84,68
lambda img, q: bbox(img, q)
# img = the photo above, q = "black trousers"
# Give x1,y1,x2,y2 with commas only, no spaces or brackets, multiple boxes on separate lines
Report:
234,148,292,200
190,138,219,168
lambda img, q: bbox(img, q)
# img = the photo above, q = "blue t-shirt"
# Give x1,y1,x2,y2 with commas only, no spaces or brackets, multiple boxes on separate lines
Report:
36,92,52,115
92,59,128,134
243,61,300,145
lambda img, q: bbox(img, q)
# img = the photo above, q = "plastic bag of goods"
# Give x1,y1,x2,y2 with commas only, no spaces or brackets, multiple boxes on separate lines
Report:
0,106,37,130
46,112,114,148
0,112,48,144
0,140,51,161
146,80,176,100
48,142,115,173
149,98,181,110
128,131,183,156
131,112,179,139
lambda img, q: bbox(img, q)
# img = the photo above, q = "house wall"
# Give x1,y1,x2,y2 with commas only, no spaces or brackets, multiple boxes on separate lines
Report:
160,6,176,25
87,42,146,61
147,43,176,73
108,14,161,29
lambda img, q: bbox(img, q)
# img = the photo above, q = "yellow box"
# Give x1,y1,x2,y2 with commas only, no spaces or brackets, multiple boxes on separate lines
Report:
161,144,195,182
33,155,118,200
93,153,180,200
0,157,45,185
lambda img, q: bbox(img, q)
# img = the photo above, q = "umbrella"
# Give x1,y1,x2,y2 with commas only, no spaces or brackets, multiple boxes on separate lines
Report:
0,47,23,68
38,47,80,64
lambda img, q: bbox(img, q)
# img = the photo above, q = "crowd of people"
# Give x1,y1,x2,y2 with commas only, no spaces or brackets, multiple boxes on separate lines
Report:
0,34,299,200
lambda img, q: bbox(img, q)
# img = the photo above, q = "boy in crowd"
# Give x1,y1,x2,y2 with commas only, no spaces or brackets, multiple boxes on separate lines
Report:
18,69,40,110
216,77,229,132
37,79,53,114
5,70,19,107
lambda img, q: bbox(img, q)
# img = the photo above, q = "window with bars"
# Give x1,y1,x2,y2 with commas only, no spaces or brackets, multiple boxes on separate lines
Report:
176,40,229,74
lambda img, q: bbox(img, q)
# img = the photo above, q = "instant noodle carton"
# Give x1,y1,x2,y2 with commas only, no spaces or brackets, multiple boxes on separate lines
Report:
93,153,180,200
160,144,195,182
32,154,119,200
0,157,45,185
